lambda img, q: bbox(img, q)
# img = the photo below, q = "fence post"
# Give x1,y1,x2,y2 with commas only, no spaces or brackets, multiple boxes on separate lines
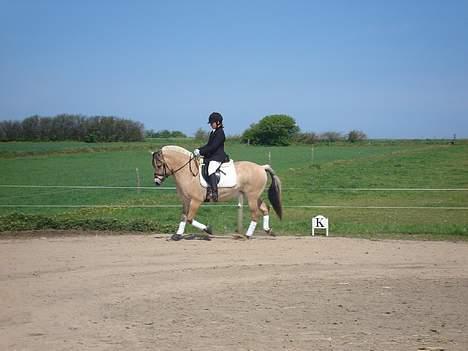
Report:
237,194,244,233
135,168,141,193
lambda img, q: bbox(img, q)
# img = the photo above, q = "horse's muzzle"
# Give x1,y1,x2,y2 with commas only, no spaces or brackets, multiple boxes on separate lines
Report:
154,176,164,186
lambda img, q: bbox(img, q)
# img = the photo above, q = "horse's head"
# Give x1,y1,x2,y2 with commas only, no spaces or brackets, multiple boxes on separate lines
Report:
152,146,197,186
151,150,170,186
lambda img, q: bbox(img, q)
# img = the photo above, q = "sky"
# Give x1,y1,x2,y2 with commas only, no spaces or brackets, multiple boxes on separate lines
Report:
1,0,467,138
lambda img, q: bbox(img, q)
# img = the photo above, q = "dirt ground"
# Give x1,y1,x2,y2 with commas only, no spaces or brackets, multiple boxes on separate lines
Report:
1,233,467,351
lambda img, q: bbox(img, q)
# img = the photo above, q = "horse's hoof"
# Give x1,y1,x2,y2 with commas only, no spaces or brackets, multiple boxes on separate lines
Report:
232,234,252,240
199,233,211,241
232,234,247,240
181,233,211,241
265,229,275,237
204,225,213,235
170,234,183,241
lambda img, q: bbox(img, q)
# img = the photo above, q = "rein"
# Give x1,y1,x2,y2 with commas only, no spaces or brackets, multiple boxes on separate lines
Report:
172,155,198,176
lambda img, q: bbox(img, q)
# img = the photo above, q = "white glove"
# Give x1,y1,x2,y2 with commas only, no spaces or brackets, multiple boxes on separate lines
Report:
193,149,200,157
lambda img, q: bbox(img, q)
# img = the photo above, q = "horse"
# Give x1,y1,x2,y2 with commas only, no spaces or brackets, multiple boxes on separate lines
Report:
151,145,282,240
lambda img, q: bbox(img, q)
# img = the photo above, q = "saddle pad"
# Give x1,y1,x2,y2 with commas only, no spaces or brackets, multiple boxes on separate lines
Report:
199,160,237,188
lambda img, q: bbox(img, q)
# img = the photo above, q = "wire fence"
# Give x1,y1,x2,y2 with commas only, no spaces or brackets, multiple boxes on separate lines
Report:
0,204,467,210
1,184,467,191
1,184,467,211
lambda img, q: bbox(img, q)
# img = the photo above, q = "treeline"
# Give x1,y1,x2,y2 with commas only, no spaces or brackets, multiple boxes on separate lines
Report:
0,115,144,142
241,115,367,146
293,130,367,144
145,129,187,138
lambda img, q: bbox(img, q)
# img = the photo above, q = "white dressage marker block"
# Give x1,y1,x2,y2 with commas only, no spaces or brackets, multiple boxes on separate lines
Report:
312,215,329,236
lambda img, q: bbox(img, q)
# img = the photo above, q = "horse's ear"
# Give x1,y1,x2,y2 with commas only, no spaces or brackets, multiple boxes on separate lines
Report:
150,151,154,155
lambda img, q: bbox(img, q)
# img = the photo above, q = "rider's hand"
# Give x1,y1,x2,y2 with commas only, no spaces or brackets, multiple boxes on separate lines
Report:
193,149,200,157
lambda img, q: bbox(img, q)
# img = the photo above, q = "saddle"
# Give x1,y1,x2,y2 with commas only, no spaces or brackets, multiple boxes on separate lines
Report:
199,159,237,188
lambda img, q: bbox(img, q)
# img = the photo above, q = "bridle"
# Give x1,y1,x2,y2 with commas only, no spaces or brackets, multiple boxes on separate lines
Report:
152,150,198,185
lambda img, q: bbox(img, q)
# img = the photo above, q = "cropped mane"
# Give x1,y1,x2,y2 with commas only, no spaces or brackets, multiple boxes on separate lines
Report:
162,145,192,157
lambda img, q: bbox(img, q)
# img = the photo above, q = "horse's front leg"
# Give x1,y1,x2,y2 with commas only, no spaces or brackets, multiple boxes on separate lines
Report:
174,198,190,236
186,199,212,235
171,199,212,241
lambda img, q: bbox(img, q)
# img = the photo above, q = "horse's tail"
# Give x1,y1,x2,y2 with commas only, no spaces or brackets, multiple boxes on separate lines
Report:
264,165,283,220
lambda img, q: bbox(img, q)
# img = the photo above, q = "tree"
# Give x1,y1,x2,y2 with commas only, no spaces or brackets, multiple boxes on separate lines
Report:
22,116,41,140
0,120,22,141
320,131,343,143
0,115,144,142
347,130,367,143
194,128,209,141
170,130,187,138
0,122,6,141
156,129,172,138
146,129,187,138
294,132,320,144
242,115,299,146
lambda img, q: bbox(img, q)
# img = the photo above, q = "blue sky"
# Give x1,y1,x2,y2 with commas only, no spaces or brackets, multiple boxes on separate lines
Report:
1,0,467,138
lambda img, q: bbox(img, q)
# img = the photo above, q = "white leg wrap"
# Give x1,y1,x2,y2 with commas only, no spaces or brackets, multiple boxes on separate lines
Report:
246,221,257,237
263,215,270,231
191,219,207,231
176,221,186,235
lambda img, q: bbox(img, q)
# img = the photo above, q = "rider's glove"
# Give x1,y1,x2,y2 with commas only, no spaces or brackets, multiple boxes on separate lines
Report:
193,149,200,157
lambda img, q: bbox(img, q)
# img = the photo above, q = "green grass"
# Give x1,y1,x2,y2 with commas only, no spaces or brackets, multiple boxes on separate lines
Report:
0,140,467,239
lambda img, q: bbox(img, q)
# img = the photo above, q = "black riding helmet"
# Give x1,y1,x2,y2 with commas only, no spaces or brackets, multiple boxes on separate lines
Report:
208,112,223,125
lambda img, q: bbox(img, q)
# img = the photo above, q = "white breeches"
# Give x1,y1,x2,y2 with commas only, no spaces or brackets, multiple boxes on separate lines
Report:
208,161,221,175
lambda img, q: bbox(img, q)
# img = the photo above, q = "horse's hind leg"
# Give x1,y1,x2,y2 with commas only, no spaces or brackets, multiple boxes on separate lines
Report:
244,195,263,238
243,198,274,239
258,199,274,236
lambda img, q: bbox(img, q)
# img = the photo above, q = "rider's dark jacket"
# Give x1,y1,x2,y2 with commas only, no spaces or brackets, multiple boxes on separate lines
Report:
198,127,227,162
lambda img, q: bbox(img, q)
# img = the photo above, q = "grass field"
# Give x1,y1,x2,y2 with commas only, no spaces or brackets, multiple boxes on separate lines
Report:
0,139,467,239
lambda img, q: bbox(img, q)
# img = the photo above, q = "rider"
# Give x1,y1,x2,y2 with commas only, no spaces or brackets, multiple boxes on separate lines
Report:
193,112,227,202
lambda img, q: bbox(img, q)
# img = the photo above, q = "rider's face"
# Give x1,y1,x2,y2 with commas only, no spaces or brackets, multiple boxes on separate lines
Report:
210,122,217,129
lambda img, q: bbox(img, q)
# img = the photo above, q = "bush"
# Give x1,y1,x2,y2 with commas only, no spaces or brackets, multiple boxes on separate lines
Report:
0,213,174,233
347,130,367,143
84,133,97,143
242,115,299,146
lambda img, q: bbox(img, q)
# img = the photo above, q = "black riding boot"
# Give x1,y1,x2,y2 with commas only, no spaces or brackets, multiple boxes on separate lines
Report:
204,186,212,202
209,174,218,202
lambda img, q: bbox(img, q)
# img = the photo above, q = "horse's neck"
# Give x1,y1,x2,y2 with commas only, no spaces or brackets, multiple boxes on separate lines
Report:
166,153,196,183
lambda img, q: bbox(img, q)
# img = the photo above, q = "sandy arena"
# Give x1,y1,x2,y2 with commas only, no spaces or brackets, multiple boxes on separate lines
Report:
1,233,467,351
